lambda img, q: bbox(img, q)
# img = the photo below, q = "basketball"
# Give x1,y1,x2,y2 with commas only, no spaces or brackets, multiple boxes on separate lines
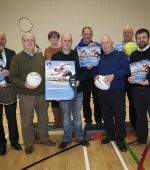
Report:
124,42,138,56
26,72,42,88
94,75,110,90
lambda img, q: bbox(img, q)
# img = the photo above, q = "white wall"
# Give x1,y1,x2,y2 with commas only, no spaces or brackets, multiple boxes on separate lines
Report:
0,0,150,53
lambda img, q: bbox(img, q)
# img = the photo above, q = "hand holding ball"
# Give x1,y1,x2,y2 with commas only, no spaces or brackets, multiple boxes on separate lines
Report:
94,75,110,90
124,42,138,56
26,72,42,89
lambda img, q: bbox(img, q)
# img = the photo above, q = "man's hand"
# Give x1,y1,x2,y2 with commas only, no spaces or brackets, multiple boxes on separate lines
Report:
105,74,114,83
2,69,9,77
88,42,96,46
25,82,36,89
86,65,93,70
128,77,134,84
93,75,99,81
136,79,149,86
76,80,80,87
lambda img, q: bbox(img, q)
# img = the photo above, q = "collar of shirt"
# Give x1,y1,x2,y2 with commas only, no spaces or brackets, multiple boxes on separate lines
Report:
24,49,35,57
82,39,92,45
104,48,114,55
138,44,150,52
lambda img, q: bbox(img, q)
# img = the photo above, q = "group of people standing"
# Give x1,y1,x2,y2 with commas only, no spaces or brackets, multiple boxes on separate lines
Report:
0,26,149,155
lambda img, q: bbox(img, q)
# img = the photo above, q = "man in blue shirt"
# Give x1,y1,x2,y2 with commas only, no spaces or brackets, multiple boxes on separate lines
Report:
114,26,137,130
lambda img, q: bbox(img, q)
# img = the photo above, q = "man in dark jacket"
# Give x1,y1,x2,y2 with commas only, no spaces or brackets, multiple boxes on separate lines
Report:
128,28,150,145
0,32,22,155
75,26,103,130
52,33,89,149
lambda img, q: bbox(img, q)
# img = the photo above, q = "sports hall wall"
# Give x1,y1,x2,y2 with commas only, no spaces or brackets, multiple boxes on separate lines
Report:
0,0,149,53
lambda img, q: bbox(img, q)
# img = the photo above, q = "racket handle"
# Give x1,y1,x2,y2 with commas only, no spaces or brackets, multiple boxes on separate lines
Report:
36,44,40,49
35,44,42,53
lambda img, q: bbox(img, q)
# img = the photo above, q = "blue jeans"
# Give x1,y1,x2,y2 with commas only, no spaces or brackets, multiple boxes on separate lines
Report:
60,92,84,142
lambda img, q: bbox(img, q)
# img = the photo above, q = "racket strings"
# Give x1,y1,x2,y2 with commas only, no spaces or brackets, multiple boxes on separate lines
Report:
19,17,33,32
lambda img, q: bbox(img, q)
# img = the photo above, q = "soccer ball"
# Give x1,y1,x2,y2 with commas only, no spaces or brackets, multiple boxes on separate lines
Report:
124,42,138,56
94,75,110,90
26,72,42,88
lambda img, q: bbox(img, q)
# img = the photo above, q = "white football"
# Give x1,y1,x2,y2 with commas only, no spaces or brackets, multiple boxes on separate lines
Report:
94,75,110,90
26,72,42,88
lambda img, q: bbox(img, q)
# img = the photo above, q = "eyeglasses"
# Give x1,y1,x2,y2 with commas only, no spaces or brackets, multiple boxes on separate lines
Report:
23,39,34,42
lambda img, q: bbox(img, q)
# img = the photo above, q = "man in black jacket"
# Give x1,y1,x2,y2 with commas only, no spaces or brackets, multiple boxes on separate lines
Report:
52,33,89,149
128,28,150,145
0,32,22,155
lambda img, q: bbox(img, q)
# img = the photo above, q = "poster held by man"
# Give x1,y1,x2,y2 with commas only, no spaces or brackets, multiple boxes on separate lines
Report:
45,60,77,100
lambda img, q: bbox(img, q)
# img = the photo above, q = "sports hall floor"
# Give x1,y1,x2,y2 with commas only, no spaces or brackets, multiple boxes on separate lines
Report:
1,98,150,170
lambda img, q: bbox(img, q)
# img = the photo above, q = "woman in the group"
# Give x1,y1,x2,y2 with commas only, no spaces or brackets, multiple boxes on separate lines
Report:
44,31,63,127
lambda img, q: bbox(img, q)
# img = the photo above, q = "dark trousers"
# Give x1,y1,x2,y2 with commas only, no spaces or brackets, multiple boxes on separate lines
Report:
51,100,59,108
125,79,137,129
0,102,19,146
99,91,126,143
82,79,102,123
133,87,150,143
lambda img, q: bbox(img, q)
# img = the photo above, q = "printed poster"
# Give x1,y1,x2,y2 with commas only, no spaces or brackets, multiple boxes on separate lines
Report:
130,59,150,83
45,61,77,100
77,45,101,67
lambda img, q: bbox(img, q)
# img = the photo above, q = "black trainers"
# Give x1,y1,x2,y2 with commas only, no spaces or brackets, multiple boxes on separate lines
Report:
0,145,6,155
101,137,114,144
84,122,92,130
79,139,89,147
117,142,127,152
59,141,70,149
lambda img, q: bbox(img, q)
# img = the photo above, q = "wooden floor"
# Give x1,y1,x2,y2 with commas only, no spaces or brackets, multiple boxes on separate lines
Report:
1,99,150,170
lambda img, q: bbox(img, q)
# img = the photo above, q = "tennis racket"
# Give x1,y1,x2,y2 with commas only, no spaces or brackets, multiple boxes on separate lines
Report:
0,83,18,105
19,17,41,51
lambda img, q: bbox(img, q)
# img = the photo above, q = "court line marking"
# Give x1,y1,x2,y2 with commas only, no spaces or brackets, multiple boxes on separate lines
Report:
21,142,82,170
124,141,145,169
137,141,150,170
111,141,128,170
83,146,90,170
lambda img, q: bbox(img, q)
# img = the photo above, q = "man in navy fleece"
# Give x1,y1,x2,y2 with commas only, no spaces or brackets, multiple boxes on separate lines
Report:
75,26,103,130
93,35,130,152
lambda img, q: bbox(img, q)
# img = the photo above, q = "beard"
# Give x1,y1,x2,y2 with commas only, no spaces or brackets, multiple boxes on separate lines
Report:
138,41,148,49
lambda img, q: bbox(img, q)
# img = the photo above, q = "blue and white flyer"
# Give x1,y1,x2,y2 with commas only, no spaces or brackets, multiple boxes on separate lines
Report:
130,59,150,83
45,61,77,100
77,45,101,67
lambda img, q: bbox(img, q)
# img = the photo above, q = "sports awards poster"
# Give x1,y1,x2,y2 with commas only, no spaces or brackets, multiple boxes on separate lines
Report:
45,61,77,100
77,45,101,67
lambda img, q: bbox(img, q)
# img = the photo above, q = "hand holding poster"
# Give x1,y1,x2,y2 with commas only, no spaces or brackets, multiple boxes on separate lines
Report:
45,61,77,100
77,45,101,67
